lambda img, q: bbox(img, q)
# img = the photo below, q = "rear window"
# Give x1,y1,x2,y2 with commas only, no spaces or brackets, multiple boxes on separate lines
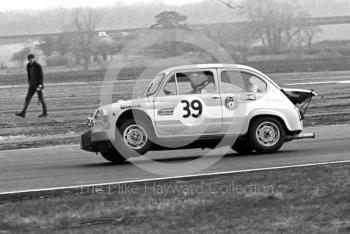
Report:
220,71,267,93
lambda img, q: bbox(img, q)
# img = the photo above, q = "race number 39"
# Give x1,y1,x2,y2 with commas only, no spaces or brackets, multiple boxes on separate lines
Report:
181,99,203,118
175,97,206,126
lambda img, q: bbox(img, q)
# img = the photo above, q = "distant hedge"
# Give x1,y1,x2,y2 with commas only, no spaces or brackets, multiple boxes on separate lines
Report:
1,56,350,86
46,56,68,67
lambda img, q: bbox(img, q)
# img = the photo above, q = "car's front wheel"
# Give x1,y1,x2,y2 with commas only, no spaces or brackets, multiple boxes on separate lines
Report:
118,119,152,155
248,117,286,154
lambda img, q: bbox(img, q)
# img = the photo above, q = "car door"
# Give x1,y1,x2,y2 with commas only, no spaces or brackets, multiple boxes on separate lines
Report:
218,69,268,134
153,69,223,137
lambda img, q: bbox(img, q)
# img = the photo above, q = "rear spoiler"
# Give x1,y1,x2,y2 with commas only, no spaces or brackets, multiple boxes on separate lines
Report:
281,88,317,119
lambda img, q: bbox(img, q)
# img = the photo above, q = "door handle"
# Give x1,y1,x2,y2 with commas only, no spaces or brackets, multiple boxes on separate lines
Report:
242,93,256,101
210,95,220,99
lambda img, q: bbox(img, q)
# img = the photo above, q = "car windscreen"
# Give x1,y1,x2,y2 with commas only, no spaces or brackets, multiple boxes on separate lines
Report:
144,73,165,97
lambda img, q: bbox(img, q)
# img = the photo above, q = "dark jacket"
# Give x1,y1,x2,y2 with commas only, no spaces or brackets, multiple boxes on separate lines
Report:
26,61,43,89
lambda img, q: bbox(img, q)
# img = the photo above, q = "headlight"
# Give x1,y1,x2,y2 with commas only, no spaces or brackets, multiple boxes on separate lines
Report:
87,108,109,128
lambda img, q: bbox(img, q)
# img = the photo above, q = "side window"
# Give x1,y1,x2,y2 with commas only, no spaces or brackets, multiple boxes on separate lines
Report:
220,71,267,93
241,72,267,93
220,71,245,93
177,71,216,95
176,74,193,95
163,75,177,96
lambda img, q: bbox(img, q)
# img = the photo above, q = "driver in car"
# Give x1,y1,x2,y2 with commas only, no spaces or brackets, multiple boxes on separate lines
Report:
189,72,214,94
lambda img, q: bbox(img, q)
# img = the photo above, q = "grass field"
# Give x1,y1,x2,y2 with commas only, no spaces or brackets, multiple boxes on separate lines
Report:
1,68,350,150
0,163,348,233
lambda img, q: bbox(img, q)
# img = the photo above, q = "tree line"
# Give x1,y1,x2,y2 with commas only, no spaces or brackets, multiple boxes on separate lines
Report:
11,0,323,70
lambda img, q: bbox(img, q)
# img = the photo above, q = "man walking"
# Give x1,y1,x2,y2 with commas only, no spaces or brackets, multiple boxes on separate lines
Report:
15,54,47,118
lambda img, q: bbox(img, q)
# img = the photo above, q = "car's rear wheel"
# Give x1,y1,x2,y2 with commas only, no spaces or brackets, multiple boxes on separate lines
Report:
232,138,254,154
100,147,127,164
118,119,152,155
248,117,286,154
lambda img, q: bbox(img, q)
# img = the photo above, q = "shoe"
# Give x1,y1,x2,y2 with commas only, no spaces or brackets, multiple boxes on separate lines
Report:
38,113,48,118
15,111,25,118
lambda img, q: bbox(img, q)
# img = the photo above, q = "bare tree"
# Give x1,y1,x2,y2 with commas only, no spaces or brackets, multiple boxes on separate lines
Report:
203,24,258,62
302,25,322,49
72,8,101,71
92,38,121,62
37,36,56,57
11,47,32,66
56,33,73,57
220,0,306,53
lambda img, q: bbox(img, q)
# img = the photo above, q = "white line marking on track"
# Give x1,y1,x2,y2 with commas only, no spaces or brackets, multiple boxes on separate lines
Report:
0,144,80,153
284,80,350,86
1,160,349,196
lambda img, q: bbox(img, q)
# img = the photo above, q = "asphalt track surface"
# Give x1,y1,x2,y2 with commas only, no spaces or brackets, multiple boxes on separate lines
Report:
0,124,349,194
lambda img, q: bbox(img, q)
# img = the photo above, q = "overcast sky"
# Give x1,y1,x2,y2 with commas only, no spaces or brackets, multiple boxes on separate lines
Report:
1,0,204,11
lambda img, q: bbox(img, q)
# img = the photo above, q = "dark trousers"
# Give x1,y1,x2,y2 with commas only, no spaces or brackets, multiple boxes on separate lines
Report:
22,88,47,114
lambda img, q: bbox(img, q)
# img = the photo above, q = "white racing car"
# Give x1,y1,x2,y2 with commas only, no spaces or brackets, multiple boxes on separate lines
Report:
81,64,317,163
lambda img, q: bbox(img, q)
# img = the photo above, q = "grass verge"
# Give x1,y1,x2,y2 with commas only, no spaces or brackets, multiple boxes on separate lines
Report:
0,163,349,233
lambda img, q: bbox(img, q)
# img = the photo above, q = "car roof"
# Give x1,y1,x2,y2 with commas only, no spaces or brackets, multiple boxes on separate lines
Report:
159,64,256,74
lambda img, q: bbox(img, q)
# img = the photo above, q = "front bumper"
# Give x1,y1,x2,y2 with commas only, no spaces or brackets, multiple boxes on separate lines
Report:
80,128,112,152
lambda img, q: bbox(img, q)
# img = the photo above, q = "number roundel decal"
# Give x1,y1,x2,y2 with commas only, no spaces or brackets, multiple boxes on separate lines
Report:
174,97,206,126
225,96,237,110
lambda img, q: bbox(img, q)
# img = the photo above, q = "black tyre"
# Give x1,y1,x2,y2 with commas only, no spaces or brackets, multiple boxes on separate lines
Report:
118,118,152,155
232,138,254,154
100,147,127,164
248,117,286,154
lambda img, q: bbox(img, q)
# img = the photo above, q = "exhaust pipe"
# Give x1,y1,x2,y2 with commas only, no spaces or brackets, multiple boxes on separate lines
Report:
287,132,315,141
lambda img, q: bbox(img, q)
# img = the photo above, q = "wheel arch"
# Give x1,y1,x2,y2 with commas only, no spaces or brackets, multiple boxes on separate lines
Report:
248,115,288,133
114,109,155,156
242,111,298,136
116,109,154,130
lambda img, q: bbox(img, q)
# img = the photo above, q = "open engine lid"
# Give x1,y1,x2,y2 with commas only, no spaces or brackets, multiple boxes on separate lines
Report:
282,88,317,119
281,88,317,105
